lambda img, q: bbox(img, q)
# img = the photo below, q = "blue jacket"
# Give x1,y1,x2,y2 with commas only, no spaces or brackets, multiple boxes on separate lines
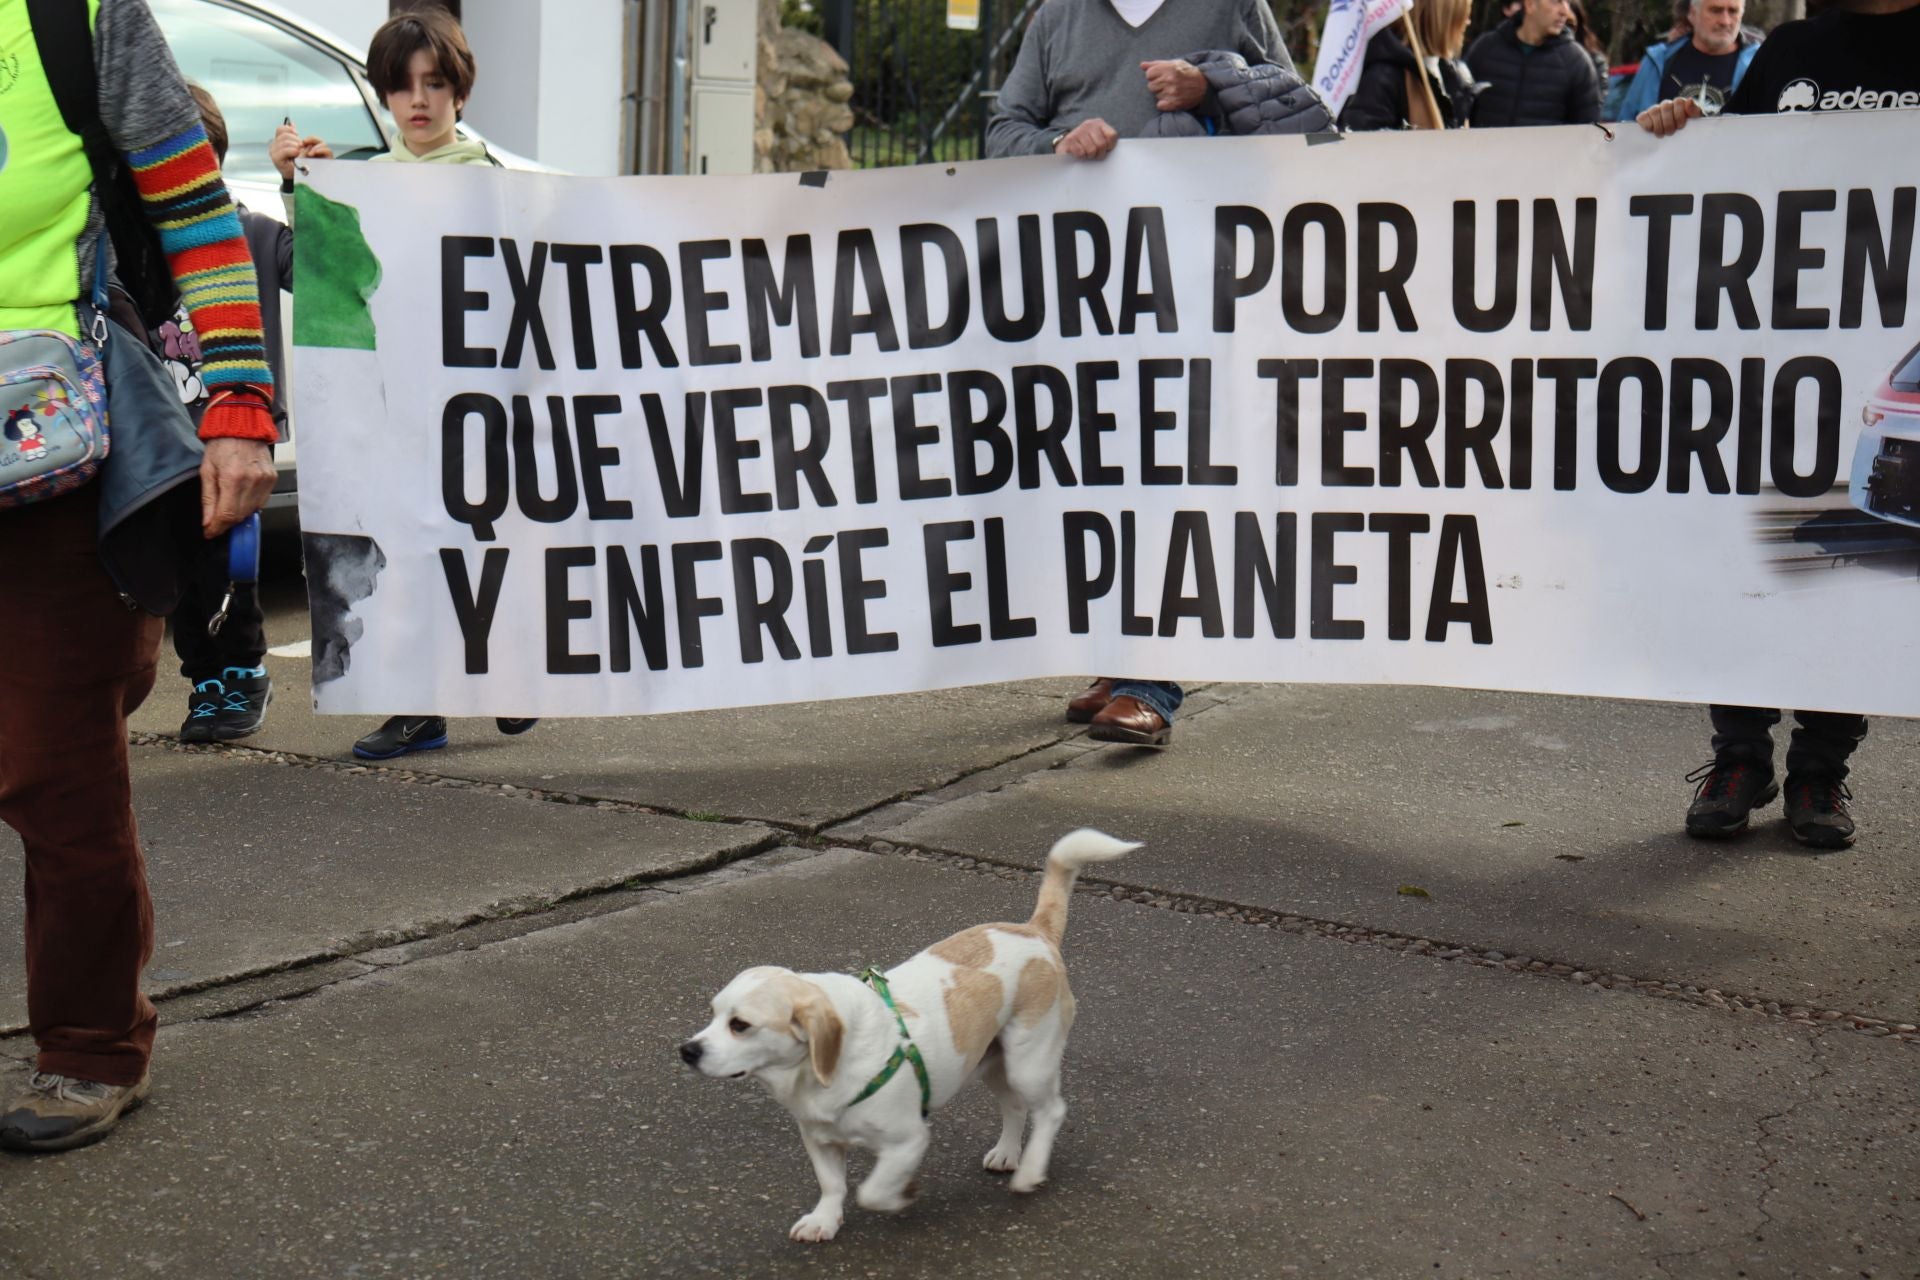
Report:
1614,35,1759,120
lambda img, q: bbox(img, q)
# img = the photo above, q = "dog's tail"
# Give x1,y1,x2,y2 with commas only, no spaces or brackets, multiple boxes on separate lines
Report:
1029,828,1139,948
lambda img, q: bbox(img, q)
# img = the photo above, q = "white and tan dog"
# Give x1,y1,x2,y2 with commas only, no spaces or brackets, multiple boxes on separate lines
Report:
678,829,1137,1241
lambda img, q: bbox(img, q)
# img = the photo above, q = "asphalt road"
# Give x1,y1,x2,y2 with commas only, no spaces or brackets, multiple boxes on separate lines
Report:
1,554,1914,1278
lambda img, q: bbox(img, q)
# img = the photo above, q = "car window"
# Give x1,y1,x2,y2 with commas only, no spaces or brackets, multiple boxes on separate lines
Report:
1893,341,1920,393
150,0,386,188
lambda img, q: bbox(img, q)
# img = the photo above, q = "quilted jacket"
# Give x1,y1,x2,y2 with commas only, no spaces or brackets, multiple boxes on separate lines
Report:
1139,50,1335,138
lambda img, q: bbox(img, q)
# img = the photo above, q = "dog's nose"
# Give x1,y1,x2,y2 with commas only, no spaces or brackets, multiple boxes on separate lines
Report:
678,1039,703,1066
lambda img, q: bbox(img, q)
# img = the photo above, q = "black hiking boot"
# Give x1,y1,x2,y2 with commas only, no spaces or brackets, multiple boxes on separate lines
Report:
1684,760,1778,839
1783,774,1856,849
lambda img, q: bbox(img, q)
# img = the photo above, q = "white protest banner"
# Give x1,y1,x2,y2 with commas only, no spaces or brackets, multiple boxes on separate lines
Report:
292,114,1920,719
1310,0,1413,122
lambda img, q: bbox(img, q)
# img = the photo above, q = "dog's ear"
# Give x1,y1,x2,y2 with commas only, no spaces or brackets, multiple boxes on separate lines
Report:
792,988,844,1086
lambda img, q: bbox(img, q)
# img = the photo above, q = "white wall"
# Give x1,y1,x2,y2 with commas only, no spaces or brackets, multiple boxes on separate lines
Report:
454,0,630,175
456,1,543,163
523,0,626,175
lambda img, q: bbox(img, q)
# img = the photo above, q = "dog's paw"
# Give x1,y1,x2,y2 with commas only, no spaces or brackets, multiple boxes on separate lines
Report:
982,1142,1022,1173
789,1212,840,1243
1009,1172,1048,1195
855,1181,918,1214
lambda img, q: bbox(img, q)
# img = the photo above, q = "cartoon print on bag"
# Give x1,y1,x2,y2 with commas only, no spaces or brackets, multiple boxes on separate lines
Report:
157,308,205,406
4,405,51,462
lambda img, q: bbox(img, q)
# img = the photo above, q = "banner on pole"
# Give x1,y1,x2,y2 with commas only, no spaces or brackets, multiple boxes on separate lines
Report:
293,116,1920,719
1310,0,1414,123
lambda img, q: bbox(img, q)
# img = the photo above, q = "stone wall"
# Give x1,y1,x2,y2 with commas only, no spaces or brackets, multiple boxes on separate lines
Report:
755,0,856,173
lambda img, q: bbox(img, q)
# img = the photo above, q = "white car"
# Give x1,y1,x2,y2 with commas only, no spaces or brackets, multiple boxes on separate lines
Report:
1848,338,1920,532
149,0,543,530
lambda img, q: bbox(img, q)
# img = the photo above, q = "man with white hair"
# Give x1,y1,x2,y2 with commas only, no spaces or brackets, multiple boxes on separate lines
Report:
1614,0,1759,120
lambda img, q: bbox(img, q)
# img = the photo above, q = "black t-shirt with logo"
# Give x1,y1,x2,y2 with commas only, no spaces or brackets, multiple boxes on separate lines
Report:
1725,3,1920,116
1661,43,1742,113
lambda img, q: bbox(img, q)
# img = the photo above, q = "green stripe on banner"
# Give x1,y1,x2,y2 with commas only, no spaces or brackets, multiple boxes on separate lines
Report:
293,187,381,351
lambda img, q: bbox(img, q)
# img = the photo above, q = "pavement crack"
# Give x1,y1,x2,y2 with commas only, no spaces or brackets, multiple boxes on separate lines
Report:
131,728,1093,839
0,835,791,1046
816,726,1106,829
848,837,1920,1051
195,962,380,1026
1652,1247,1712,1278
1753,1030,1835,1234
131,731,683,816
171,845,830,1030
824,689,1254,845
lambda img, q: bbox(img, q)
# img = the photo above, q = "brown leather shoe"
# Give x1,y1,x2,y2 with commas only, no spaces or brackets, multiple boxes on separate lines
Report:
0,1070,150,1153
1087,695,1171,746
1065,678,1117,724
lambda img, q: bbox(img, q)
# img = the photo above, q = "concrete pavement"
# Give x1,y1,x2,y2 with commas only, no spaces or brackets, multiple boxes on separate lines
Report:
1,575,1914,1278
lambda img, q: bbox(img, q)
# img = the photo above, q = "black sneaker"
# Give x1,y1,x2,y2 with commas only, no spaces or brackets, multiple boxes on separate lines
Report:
495,718,539,736
1684,760,1778,838
179,677,224,743
352,715,449,760
1784,774,1856,849
208,666,271,741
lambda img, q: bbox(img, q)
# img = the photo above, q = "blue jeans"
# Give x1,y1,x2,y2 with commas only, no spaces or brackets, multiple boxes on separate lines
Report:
1109,680,1183,724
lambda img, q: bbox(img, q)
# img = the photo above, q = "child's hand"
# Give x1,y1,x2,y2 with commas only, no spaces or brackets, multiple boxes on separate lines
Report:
270,124,303,180
270,123,334,181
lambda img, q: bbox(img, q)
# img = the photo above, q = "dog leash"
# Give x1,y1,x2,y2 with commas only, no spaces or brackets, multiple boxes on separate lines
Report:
849,967,931,1119
208,512,260,637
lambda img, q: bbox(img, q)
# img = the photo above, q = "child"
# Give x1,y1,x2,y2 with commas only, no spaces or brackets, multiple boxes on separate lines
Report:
270,7,536,761
160,83,286,742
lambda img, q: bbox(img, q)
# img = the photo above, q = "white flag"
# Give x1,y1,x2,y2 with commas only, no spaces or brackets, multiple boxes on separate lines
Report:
1311,0,1415,123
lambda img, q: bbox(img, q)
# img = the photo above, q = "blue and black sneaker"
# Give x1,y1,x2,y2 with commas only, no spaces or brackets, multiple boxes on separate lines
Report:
209,665,272,741
179,677,226,744
352,715,449,760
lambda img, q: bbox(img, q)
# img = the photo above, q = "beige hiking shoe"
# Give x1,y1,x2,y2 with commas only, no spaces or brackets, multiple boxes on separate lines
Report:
0,1070,151,1153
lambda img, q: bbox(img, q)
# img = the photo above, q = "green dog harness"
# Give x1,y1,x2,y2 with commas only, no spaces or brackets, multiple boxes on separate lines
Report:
848,967,932,1119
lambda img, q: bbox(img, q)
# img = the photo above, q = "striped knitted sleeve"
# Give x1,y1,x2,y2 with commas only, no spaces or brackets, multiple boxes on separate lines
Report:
96,0,275,444
126,124,277,443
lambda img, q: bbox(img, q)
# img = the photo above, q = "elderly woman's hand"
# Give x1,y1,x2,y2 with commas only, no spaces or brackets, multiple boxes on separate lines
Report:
200,438,277,538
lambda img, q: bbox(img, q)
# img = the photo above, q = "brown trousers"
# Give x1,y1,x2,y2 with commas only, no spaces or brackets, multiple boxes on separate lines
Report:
0,487,162,1085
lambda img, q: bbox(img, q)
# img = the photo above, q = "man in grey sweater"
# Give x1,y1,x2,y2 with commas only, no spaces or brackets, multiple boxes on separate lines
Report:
986,0,1294,746
989,0,1292,160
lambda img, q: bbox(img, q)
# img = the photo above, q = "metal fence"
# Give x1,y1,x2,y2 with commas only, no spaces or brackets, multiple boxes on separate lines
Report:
819,0,1041,168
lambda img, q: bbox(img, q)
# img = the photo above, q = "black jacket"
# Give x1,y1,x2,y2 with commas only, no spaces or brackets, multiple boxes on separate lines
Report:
1465,18,1601,127
1338,30,1476,130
